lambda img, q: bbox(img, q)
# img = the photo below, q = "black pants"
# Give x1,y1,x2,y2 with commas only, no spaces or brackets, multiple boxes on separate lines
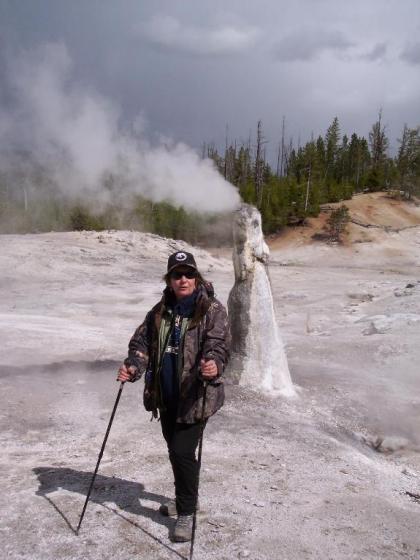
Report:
160,411,205,516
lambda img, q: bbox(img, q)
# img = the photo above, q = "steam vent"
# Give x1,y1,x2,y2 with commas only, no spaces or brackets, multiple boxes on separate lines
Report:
227,204,295,396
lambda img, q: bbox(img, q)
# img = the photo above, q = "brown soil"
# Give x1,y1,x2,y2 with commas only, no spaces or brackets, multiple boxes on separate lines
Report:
268,192,420,250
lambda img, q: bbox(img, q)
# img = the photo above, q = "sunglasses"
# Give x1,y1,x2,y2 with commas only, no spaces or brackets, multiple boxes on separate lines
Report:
170,269,197,280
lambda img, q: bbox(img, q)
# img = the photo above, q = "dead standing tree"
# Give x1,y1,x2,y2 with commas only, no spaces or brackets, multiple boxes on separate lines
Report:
276,116,286,178
369,108,389,170
254,120,268,208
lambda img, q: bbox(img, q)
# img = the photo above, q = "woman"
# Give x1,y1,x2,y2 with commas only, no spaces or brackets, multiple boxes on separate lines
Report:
117,250,230,542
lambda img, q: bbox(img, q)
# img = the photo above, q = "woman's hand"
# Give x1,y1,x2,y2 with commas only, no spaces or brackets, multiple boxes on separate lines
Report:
200,359,218,380
117,364,136,383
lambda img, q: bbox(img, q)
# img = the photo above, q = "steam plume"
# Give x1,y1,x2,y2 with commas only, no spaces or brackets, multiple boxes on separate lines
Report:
0,43,240,213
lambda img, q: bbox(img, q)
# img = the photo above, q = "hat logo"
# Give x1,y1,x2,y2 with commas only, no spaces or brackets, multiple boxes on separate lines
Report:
175,252,187,261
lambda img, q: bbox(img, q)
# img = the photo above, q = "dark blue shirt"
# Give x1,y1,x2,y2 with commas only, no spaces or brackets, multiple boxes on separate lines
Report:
160,291,197,413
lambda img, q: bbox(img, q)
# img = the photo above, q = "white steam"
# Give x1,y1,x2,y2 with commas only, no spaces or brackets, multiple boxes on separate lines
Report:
0,43,240,213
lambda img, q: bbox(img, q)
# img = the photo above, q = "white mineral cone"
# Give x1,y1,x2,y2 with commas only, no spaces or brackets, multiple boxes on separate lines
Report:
227,204,295,396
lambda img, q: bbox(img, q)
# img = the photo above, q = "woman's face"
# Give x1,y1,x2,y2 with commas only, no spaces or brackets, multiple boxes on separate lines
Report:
169,267,197,299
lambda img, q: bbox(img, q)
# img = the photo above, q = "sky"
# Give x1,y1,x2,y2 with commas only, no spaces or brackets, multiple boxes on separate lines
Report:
1,0,419,163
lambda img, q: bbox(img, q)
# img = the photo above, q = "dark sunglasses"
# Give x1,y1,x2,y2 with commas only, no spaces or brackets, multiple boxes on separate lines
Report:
170,269,197,280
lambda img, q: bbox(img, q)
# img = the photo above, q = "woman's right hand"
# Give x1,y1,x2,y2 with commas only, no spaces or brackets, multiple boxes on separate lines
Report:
117,364,136,383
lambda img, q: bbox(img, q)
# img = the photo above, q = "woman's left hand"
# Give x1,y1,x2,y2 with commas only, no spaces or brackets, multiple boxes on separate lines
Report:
200,359,218,379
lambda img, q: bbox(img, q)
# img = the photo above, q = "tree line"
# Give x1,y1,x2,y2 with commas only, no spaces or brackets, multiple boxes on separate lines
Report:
203,111,420,234
0,112,419,240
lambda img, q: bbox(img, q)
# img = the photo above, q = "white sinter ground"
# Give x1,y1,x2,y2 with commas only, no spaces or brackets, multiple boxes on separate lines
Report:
1,196,420,559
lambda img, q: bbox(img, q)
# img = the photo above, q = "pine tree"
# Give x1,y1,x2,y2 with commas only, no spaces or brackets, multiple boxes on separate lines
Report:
325,117,341,180
326,205,350,242
368,109,389,189
397,125,420,198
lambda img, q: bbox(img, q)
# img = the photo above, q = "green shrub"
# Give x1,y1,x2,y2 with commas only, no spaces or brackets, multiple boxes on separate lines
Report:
69,206,105,231
326,205,350,242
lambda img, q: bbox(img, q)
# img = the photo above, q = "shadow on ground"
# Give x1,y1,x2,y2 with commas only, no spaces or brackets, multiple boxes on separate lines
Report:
32,467,190,558
33,467,172,530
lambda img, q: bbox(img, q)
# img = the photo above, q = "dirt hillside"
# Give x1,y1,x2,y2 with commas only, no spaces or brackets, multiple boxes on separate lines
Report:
268,192,420,249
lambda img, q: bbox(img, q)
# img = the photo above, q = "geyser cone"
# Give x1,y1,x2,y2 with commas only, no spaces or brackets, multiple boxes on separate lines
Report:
227,204,295,396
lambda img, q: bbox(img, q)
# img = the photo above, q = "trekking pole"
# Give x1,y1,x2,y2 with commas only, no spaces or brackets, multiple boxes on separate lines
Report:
76,382,124,535
190,380,208,560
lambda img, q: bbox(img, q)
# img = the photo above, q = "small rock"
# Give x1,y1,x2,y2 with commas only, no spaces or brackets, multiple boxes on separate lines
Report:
253,501,265,508
270,485,279,490
239,551,250,558
380,436,410,453
348,292,374,302
340,469,349,475
362,322,381,335
394,288,413,297
405,491,420,503
402,468,418,478
366,435,410,453
207,520,224,528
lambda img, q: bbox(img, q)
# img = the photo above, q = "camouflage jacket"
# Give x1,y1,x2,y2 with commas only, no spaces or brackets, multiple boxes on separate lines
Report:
124,282,230,423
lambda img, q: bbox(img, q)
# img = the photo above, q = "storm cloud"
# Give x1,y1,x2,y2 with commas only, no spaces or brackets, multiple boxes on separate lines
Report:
1,0,419,163
273,29,354,62
362,42,388,62
136,15,259,56
401,42,420,65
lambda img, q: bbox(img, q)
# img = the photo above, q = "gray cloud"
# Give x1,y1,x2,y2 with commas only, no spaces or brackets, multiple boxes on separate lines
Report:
401,42,420,65
273,29,354,61
0,1,419,165
136,15,259,56
362,42,387,61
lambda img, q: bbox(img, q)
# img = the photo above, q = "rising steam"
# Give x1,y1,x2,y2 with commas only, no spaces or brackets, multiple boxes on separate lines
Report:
0,43,240,213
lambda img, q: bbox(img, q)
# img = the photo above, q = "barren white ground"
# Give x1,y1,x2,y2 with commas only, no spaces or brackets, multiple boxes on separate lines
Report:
1,212,420,559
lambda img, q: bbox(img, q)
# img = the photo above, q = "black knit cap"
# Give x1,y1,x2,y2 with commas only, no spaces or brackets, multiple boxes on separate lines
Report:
167,251,197,273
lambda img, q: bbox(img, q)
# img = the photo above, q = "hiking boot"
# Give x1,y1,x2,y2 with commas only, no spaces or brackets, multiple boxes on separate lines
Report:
159,499,200,517
171,514,193,543
159,500,177,517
